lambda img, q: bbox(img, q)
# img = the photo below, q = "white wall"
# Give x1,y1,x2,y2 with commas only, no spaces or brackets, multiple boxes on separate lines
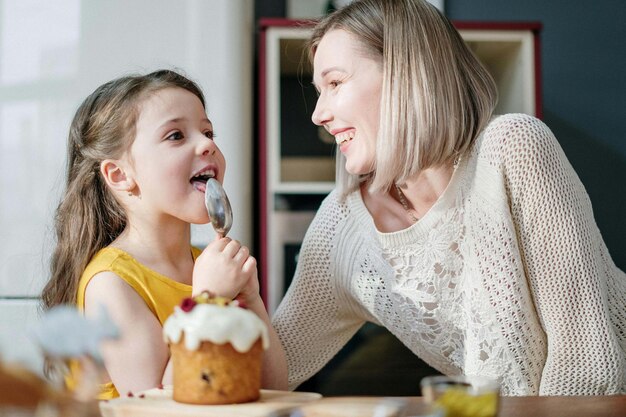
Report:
0,0,253,372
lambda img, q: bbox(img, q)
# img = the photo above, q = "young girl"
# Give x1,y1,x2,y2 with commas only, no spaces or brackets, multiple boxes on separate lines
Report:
41,70,287,398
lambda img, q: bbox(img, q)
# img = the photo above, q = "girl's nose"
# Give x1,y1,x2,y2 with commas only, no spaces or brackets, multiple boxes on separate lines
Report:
311,95,332,126
198,135,217,156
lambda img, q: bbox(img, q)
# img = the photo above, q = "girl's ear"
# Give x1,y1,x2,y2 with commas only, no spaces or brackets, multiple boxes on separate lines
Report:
100,159,136,193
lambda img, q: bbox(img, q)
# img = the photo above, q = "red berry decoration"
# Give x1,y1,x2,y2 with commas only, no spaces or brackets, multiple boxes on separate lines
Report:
235,295,248,309
180,297,197,312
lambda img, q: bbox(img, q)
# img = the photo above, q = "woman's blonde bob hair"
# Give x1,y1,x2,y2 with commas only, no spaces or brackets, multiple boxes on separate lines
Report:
307,0,498,196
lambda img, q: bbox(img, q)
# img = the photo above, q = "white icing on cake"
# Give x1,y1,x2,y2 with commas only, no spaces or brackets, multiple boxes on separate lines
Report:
163,303,269,353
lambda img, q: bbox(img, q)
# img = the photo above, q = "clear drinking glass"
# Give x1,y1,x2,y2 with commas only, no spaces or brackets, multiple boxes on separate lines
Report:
420,375,500,417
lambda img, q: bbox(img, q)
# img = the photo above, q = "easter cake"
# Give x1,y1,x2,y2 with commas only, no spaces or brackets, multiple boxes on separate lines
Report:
163,292,269,405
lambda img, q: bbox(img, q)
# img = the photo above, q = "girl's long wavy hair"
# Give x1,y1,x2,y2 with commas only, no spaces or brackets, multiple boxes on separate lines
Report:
41,69,205,312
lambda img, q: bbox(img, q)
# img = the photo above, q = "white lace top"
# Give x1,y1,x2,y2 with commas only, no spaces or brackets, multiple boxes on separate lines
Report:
272,114,626,395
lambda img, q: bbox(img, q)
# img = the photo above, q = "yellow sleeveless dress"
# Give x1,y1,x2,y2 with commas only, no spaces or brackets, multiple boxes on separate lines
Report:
66,246,199,399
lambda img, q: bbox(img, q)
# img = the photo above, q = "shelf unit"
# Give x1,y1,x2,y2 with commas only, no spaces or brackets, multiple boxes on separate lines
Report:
258,18,542,314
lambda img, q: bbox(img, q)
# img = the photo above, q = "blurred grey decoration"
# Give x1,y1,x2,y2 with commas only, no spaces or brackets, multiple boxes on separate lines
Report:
32,304,119,363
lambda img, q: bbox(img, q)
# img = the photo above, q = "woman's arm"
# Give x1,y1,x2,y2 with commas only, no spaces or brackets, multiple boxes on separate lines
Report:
246,296,288,390
84,271,169,395
496,114,624,395
272,194,365,390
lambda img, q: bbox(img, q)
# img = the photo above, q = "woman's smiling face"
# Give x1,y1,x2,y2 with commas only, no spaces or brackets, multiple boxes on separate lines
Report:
311,29,383,176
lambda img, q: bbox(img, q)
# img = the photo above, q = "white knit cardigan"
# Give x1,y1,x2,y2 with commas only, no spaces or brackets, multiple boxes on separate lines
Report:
272,114,626,395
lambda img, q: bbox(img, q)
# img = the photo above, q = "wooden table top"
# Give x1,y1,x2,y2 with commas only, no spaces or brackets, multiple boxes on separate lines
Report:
402,395,626,417
99,389,626,417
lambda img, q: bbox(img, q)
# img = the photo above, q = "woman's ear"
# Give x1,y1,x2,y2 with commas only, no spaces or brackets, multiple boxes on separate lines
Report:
100,159,136,194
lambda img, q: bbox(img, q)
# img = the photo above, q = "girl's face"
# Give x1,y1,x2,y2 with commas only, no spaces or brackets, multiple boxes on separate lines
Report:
311,29,383,176
126,87,225,224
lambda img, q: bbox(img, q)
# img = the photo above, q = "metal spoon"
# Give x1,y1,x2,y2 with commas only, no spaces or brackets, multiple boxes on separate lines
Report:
204,178,233,237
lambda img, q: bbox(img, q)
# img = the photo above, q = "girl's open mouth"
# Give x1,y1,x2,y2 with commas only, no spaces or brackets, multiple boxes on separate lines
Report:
190,170,215,193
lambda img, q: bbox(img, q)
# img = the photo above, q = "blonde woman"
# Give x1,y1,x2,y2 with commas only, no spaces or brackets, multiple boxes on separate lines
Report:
272,0,626,395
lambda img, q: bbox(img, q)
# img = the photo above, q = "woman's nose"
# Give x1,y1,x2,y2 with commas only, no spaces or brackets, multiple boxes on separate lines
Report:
311,95,331,126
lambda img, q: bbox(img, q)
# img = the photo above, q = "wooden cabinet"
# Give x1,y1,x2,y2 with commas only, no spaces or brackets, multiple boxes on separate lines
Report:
258,18,542,314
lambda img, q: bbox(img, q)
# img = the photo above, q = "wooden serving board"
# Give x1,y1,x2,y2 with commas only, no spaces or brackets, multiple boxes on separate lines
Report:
99,387,321,417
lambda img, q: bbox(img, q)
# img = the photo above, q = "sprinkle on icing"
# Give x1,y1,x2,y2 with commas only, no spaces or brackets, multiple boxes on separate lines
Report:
180,297,197,312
